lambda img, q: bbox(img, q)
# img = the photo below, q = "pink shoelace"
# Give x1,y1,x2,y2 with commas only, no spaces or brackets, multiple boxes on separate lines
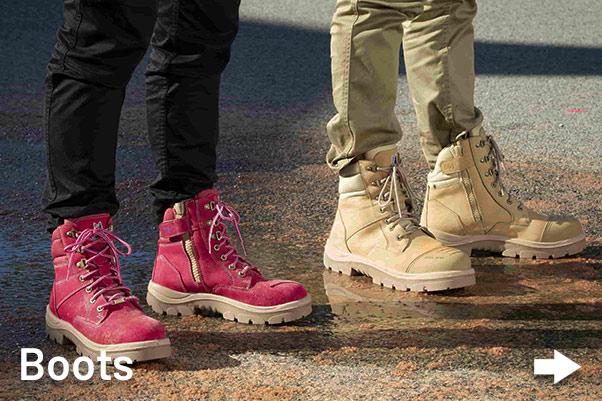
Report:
63,223,138,313
207,202,259,278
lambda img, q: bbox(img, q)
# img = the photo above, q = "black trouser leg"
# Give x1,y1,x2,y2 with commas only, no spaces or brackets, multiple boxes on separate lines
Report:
42,0,156,231
146,0,241,222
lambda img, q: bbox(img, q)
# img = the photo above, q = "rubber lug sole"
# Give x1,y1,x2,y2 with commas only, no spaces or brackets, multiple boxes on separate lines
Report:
431,231,587,259
323,253,475,292
45,306,171,363
146,281,312,325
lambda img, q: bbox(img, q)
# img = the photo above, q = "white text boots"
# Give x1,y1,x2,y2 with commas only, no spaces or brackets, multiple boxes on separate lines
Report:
421,127,586,258
324,146,475,292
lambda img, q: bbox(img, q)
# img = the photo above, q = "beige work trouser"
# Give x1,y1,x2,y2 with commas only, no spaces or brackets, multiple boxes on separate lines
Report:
326,0,483,170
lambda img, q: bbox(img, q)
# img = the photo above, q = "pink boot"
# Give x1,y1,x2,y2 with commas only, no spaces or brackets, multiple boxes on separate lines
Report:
146,189,312,324
47,214,171,361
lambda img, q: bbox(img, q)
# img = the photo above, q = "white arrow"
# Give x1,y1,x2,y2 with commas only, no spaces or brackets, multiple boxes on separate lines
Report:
534,350,580,384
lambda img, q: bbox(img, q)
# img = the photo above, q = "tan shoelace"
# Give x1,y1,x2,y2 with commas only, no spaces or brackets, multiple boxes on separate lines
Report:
375,154,421,238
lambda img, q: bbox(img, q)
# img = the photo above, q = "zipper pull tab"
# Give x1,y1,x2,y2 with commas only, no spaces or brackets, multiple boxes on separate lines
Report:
174,201,185,219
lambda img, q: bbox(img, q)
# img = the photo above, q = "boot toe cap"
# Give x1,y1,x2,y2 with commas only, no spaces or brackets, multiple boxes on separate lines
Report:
101,310,167,344
214,280,310,307
540,218,584,243
262,280,309,305
409,247,471,274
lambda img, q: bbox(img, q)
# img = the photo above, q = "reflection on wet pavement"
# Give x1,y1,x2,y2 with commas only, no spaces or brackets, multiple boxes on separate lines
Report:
1,164,601,401
323,266,602,321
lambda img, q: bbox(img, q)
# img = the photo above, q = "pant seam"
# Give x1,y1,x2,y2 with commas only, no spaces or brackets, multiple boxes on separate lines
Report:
440,0,456,133
171,0,180,43
158,79,170,176
155,0,180,176
44,78,58,203
340,0,361,162
61,0,84,71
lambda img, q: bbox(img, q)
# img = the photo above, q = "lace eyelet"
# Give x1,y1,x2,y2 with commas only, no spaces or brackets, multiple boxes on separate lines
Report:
220,255,227,261
213,244,220,251
66,230,77,238
76,259,87,269
85,287,92,293
89,298,96,304
79,275,85,282
228,264,236,270
96,306,103,313
379,207,385,213
396,235,403,241
389,226,394,231
238,271,245,277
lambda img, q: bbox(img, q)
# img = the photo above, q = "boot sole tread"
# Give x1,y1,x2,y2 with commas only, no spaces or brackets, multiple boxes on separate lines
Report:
45,306,171,363
146,281,312,325
323,251,476,292
430,230,587,259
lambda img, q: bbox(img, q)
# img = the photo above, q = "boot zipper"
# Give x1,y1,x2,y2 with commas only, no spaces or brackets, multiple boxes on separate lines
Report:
460,170,483,224
174,202,202,283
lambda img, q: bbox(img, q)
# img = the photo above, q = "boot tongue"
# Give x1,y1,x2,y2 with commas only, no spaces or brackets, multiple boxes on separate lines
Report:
66,214,121,298
432,144,460,176
365,145,398,167
195,188,220,203
66,213,112,232
366,146,419,229
464,124,484,138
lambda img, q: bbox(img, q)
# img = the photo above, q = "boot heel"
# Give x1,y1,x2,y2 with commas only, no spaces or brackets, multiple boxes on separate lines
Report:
46,326,66,345
146,291,168,315
146,284,196,317
323,253,360,276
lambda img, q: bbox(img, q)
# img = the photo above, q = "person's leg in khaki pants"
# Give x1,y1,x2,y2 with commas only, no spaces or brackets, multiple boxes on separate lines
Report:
402,0,482,167
326,0,481,171
325,0,585,276
323,0,477,292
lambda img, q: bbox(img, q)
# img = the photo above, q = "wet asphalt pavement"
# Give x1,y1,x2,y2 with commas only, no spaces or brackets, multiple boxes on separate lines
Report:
1,1,601,400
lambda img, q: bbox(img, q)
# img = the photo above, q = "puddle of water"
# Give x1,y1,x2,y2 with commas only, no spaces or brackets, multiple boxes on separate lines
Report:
322,270,602,321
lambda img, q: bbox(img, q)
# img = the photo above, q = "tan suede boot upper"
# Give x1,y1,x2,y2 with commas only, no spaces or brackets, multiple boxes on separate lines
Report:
421,127,585,258
324,145,474,292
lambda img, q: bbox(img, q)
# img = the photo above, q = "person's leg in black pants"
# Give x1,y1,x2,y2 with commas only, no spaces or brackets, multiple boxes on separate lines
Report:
42,0,156,231
143,1,313,324
145,0,241,221
42,1,172,361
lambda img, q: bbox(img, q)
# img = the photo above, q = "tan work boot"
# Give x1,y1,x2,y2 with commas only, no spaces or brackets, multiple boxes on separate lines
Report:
324,145,475,292
421,127,586,259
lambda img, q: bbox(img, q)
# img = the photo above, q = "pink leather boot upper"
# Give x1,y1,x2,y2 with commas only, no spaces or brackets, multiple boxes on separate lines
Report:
152,189,308,306
49,214,166,344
